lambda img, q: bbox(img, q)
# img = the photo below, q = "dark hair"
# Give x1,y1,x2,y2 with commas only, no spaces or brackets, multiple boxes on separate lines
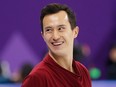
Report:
40,3,77,32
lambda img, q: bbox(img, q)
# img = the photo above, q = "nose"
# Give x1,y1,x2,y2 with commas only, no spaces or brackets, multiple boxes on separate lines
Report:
52,30,60,41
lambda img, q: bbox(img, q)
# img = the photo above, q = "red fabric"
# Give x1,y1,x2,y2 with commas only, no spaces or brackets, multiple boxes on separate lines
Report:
22,54,91,87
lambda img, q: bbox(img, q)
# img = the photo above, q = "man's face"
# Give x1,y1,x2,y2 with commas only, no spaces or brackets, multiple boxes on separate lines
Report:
42,11,79,56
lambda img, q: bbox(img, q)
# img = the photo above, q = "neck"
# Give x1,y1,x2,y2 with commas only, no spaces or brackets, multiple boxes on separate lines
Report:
49,52,75,73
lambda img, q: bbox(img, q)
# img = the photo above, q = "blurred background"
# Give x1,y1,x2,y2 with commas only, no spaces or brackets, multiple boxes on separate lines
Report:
0,0,116,87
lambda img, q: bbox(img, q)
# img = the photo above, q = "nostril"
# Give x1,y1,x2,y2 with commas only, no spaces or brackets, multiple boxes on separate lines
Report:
53,38,59,41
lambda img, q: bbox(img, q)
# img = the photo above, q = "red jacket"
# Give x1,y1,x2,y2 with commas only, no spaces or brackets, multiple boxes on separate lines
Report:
22,54,91,87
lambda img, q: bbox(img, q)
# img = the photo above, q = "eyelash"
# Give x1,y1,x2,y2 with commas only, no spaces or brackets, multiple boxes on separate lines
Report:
58,27,65,31
46,29,52,32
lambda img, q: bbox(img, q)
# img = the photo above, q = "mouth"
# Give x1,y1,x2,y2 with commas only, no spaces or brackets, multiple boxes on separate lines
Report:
51,41,64,46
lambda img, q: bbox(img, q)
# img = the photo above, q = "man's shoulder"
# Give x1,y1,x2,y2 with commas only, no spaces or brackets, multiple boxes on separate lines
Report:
75,61,86,68
75,61,89,73
22,61,49,87
30,61,50,75
23,61,50,83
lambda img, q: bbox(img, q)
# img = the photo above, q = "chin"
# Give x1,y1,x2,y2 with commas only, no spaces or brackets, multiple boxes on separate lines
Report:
51,50,66,56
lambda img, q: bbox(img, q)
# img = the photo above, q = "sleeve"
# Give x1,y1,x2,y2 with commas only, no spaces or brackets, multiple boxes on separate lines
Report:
21,71,47,87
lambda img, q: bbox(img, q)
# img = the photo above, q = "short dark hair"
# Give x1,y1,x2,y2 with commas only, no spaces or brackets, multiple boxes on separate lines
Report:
40,3,77,32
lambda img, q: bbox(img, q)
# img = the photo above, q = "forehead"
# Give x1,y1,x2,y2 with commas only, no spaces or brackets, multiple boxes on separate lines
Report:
43,11,69,28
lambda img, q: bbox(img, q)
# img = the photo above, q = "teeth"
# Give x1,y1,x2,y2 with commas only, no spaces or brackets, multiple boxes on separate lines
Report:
52,42,63,46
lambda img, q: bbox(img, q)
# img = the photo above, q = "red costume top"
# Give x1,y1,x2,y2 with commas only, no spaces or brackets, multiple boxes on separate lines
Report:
22,54,91,87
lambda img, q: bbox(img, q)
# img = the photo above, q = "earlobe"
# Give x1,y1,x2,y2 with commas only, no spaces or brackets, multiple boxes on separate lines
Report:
74,26,79,38
41,31,43,37
41,31,44,40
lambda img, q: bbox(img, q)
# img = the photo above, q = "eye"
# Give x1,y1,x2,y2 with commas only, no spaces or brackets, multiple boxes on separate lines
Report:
58,27,65,31
45,28,52,32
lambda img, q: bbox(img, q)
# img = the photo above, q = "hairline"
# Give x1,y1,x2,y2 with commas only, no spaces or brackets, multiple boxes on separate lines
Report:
42,10,74,32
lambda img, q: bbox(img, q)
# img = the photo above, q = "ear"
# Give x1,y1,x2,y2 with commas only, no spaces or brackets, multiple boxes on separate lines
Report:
41,31,45,41
73,26,79,38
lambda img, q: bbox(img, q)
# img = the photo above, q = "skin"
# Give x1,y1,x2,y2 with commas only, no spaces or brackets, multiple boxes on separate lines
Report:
42,11,79,73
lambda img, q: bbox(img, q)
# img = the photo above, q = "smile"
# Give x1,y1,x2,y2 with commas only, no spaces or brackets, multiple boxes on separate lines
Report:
51,41,64,46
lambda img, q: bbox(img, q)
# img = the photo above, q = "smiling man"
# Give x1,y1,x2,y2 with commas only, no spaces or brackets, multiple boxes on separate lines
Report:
22,3,91,87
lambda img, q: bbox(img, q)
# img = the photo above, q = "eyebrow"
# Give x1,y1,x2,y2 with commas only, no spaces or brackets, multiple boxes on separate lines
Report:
57,24,66,27
44,26,52,29
44,24,66,30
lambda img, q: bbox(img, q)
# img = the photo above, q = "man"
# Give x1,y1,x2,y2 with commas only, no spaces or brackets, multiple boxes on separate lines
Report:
22,3,91,87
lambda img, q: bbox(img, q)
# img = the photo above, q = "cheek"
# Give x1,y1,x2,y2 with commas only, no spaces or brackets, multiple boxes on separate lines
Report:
43,35,51,43
63,33,74,43
63,31,74,38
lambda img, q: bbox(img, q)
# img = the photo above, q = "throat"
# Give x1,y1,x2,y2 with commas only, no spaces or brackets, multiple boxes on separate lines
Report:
49,52,75,73
58,61,75,73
